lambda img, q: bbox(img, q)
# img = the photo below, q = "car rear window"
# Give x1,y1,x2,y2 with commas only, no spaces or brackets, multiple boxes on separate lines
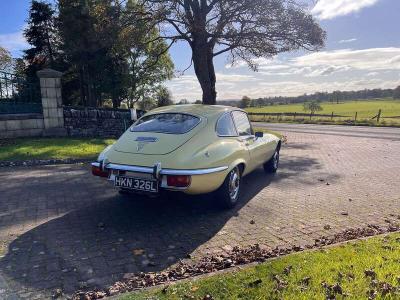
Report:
131,113,201,134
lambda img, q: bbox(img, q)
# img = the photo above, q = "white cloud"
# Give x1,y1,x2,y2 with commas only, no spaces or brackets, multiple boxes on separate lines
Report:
167,73,257,100
0,31,28,56
220,78,400,99
339,38,357,44
312,0,380,20
292,47,400,71
168,47,400,100
306,65,351,77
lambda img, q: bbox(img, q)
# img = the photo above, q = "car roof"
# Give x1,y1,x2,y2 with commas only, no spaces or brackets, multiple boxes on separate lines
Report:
148,104,245,118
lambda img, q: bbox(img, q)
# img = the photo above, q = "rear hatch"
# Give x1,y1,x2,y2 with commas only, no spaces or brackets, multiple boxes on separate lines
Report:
114,113,205,155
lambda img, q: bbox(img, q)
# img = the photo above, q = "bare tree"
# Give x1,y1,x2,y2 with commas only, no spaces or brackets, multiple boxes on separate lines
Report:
136,0,326,104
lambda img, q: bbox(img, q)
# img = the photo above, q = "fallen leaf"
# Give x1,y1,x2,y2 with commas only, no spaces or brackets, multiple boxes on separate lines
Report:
364,269,377,279
367,289,377,300
248,279,262,287
283,265,292,275
300,276,311,286
332,283,343,294
378,282,394,296
133,249,145,256
52,288,63,299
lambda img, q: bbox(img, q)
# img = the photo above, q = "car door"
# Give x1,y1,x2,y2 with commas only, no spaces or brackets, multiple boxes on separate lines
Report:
232,111,268,172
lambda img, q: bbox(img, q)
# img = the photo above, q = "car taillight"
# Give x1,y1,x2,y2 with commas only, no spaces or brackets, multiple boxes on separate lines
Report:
167,175,191,187
92,165,109,178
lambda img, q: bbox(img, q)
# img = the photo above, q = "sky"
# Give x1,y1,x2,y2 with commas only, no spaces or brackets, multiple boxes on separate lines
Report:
1,0,400,101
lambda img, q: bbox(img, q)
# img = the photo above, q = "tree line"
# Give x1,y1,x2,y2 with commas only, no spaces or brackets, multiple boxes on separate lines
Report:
230,87,400,108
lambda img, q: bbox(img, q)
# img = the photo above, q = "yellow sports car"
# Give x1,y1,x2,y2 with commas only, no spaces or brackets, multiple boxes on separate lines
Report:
92,105,281,208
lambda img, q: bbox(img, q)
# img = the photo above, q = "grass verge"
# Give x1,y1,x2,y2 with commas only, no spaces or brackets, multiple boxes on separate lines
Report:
120,233,400,300
0,138,115,162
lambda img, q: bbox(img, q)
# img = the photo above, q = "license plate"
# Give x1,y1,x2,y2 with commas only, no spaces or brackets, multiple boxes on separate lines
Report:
114,176,158,193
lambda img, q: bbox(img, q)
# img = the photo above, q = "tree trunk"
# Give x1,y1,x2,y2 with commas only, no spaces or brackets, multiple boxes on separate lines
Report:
192,40,217,105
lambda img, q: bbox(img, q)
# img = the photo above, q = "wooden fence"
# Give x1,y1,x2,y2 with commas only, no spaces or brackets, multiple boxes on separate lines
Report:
248,109,399,124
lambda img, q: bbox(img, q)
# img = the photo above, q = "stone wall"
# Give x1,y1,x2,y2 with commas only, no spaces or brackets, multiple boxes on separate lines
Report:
63,107,136,137
0,68,147,139
0,114,44,138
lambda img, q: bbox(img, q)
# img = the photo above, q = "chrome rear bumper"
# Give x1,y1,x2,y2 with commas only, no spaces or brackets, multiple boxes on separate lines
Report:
91,162,228,176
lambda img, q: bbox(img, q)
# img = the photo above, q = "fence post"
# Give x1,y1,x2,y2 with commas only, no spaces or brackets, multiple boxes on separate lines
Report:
37,69,67,136
355,112,358,121
377,109,381,123
293,112,296,120
331,112,334,120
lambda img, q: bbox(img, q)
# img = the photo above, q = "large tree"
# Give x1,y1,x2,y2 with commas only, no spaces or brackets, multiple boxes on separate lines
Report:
24,0,61,80
136,0,325,104
119,0,174,108
58,0,114,107
58,0,173,108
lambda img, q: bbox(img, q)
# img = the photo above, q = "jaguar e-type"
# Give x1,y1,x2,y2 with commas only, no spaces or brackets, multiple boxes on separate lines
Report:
92,105,281,208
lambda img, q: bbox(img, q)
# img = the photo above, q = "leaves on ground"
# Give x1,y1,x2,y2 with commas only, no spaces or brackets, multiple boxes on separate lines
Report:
72,226,400,300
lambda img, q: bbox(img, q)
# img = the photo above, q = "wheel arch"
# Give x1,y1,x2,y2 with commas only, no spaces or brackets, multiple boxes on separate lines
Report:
229,159,247,176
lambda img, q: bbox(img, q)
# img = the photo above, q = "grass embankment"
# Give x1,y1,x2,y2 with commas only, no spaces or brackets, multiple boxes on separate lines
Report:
247,99,400,126
121,233,400,300
0,138,115,161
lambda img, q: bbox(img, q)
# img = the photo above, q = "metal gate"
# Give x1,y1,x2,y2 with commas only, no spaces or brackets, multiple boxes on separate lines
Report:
0,71,42,114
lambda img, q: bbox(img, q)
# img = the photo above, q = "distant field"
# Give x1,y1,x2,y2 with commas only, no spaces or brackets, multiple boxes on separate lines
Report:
246,99,400,126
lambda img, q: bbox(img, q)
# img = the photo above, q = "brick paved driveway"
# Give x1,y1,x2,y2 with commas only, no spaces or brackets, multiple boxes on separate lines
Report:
1,126,400,299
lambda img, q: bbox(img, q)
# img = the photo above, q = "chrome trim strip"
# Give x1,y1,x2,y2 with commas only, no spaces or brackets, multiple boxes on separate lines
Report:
105,163,228,176
106,163,153,174
161,166,228,175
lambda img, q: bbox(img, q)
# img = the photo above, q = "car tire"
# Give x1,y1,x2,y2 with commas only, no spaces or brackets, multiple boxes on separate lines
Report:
216,166,241,209
264,146,280,173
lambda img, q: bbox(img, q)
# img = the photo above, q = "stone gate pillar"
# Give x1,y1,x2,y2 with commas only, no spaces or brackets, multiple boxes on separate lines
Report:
37,69,66,136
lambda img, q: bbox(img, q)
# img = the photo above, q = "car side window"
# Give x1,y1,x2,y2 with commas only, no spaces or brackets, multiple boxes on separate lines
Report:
216,113,238,136
232,111,253,136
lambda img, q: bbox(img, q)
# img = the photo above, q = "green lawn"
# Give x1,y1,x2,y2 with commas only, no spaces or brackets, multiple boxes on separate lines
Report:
0,138,115,161
247,99,400,126
121,233,400,300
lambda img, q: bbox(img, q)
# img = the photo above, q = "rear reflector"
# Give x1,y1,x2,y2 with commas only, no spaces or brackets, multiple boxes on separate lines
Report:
167,175,191,187
92,165,109,178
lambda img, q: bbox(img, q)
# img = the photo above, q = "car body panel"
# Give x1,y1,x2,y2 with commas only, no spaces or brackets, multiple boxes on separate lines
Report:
94,105,281,195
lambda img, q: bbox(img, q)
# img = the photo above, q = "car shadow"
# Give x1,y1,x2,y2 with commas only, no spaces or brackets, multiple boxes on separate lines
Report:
0,155,320,296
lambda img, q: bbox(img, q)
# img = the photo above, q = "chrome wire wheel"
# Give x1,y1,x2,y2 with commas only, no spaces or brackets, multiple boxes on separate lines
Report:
228,168,240,201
